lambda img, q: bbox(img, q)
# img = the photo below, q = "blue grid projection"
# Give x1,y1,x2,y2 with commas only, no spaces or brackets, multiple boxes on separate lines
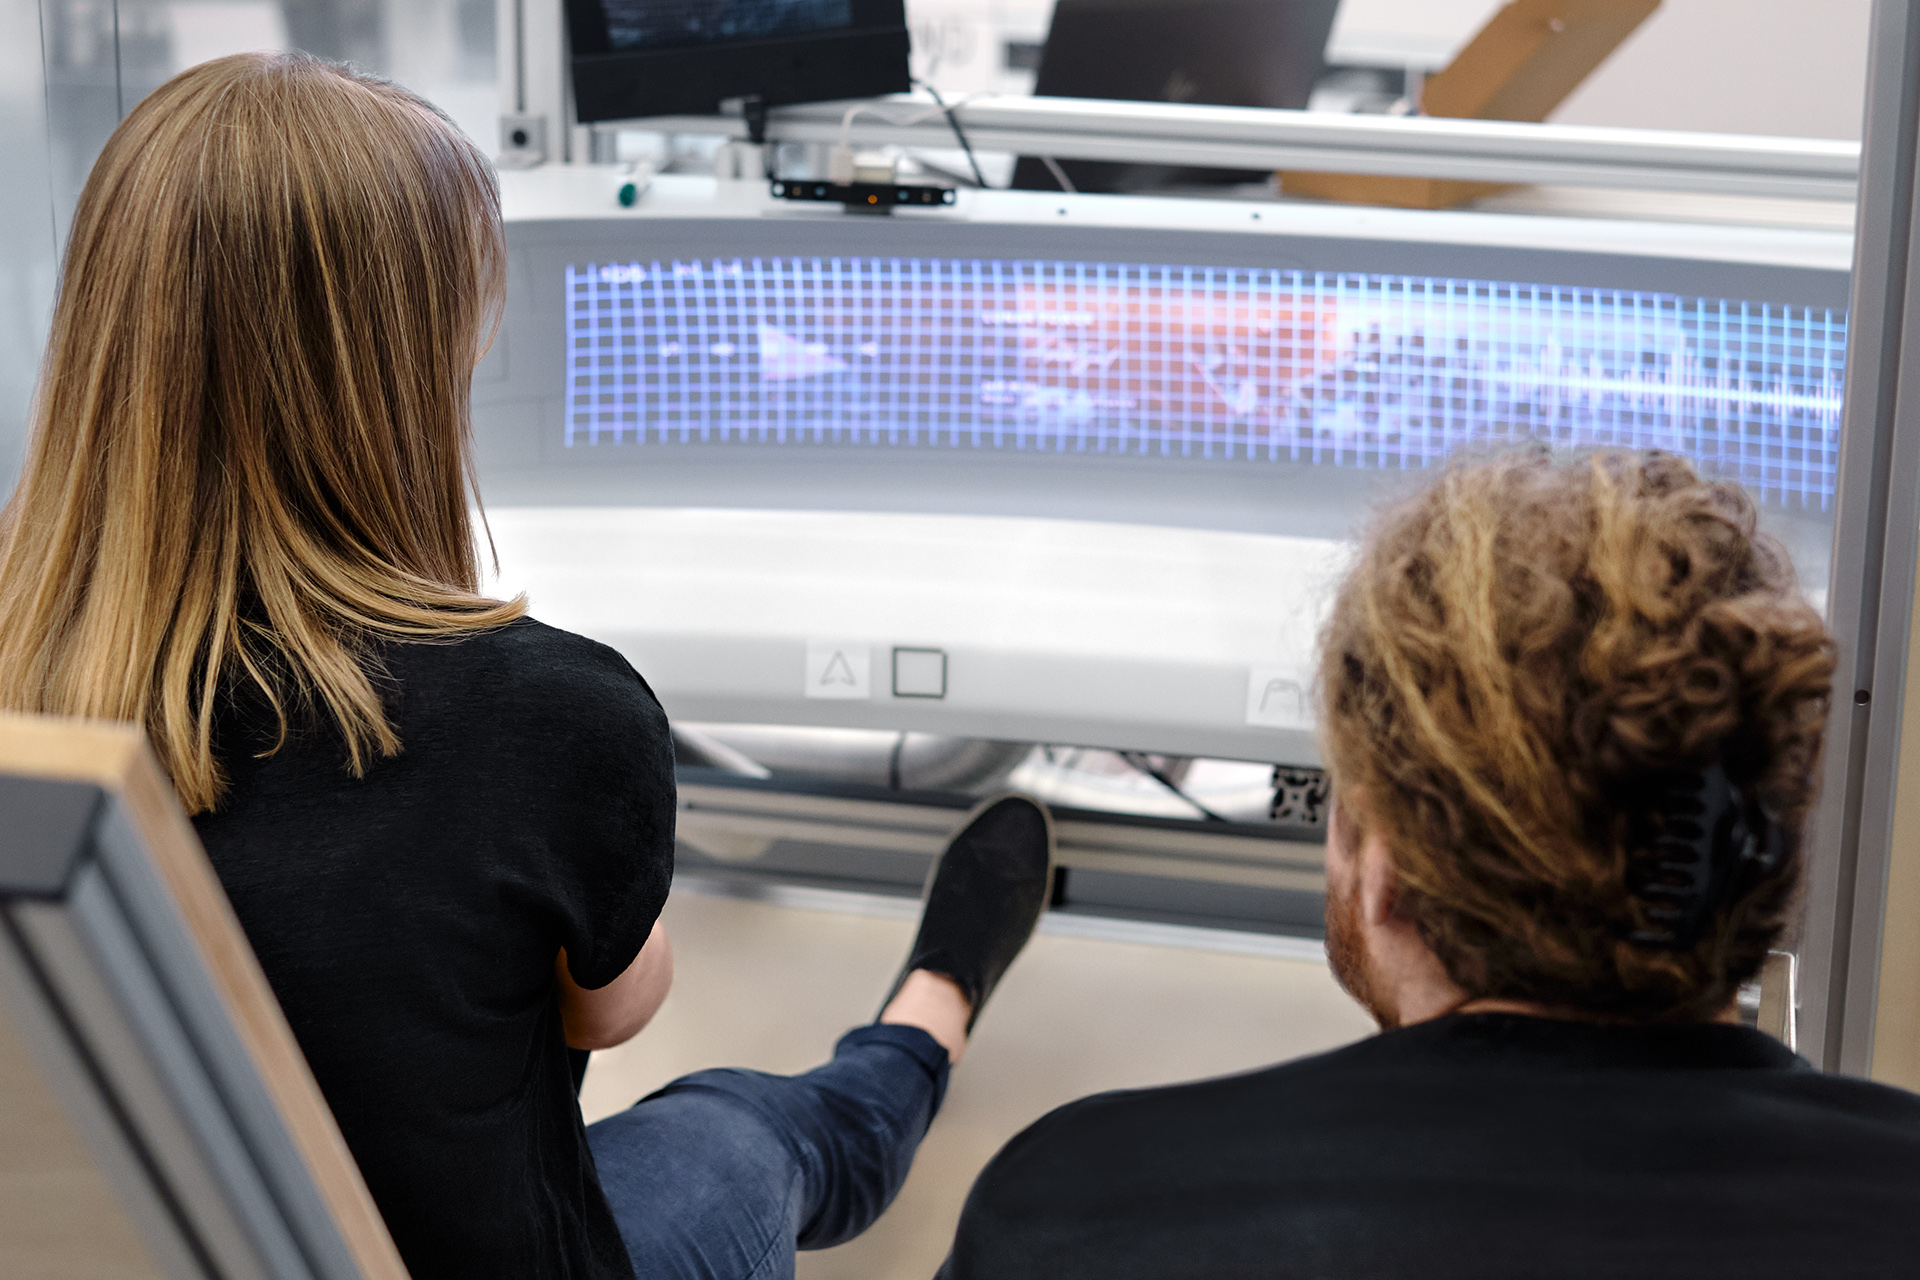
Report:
564,257,1847,507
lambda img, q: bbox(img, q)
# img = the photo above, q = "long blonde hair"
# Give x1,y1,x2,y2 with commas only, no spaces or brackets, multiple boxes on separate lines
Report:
0,52,525,813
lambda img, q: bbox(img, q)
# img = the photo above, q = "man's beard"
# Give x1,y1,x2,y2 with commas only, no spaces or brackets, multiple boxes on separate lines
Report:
1325,874,1398,1029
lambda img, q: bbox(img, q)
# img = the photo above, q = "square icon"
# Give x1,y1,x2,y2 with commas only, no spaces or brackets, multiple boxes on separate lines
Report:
805,641,872,699
892,647,947,699
1246,665,1314,730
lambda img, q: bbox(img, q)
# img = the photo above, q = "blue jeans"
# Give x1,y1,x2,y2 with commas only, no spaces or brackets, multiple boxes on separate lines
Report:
586,1024,952,1280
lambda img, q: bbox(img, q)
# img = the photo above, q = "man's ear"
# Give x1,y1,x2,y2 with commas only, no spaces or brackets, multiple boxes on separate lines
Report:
1326,796,1356,879
1355,828,1401,930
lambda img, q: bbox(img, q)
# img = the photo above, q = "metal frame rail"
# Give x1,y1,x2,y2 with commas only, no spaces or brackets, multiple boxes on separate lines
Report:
643,96,1860,203
1804,0,1920,1076
673,770,1329,937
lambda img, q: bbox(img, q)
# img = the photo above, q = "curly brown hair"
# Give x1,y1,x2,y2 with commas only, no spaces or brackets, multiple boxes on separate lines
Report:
1321,449,1836,1021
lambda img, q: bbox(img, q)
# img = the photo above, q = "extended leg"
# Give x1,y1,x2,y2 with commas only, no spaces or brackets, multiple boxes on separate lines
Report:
590,795,1055,1280
587,1022,949,1280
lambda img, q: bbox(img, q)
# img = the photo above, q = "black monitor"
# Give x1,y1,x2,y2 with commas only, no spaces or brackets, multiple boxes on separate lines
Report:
1011,0,1342,194
566,0,911,124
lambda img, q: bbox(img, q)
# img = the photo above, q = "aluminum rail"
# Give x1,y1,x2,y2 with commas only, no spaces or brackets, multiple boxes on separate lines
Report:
1801,0,1920,1077
623,94,1860,203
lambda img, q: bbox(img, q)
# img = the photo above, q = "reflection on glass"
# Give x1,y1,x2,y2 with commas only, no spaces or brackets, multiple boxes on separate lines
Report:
40,0,497,242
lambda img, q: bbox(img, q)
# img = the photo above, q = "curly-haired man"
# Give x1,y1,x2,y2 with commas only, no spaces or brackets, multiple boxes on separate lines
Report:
939,451,1920,1280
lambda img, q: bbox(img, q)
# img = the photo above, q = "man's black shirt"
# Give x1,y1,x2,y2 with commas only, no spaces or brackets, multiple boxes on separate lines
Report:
942,1012,1920,1279
194,619,674,1280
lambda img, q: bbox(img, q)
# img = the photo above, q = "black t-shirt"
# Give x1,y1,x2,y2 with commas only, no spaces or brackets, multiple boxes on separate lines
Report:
193,618,674,1280
941,1013,1920,1280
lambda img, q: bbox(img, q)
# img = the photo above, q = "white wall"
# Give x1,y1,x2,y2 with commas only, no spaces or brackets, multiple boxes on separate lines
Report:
1552,0,1873,140
1332,0,1874,140
1327,0,1505,69
906,0,1054,96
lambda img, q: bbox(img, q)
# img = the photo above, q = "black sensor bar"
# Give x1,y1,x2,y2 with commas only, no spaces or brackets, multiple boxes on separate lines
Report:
771,180,957,209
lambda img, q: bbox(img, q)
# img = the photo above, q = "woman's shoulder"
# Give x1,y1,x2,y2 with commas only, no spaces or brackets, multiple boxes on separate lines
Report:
437,615,636,672
380,617,663,731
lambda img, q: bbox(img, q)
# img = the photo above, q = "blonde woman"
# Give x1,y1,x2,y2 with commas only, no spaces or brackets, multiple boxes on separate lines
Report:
0,53,1054,1280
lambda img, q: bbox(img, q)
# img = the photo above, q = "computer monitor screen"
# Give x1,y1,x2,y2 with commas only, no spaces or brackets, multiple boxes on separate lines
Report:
598,0,852,53
562,255,1845,510
567,0,910,122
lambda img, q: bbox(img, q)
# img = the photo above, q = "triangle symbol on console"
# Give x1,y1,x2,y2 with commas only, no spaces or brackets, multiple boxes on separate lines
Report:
820,651,857,686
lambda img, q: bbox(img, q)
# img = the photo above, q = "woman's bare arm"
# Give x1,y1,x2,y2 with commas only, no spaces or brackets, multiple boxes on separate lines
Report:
556,920,674,1051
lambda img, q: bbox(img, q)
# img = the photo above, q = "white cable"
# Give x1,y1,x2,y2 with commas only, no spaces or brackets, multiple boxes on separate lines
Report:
837,95,981,152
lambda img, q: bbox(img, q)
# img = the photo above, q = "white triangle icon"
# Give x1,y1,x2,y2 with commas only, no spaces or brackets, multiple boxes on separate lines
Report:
820,650,857,686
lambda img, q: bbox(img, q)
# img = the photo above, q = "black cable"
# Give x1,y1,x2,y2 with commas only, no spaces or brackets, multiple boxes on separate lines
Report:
902,155,982,188
1120,752,1227,823
912,77,989,189
742,94,769,146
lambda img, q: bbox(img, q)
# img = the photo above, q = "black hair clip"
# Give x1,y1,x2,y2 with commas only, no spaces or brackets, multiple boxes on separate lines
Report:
1626,764,1788,949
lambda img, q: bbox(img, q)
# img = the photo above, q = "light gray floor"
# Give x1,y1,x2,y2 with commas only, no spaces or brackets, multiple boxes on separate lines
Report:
580,883,1376,1280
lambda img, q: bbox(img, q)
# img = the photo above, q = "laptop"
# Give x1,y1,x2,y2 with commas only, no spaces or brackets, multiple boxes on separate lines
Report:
1011,0,1343,193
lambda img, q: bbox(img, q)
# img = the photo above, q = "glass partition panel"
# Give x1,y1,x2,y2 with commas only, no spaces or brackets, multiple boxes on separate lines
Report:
0,0,60,490
39,0,497,248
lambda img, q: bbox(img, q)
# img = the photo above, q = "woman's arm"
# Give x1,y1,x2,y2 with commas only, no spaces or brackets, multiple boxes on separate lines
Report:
556,920,674,1051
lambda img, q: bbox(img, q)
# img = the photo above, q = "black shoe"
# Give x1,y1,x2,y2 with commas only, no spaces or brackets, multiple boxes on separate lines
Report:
881,794,1055,1033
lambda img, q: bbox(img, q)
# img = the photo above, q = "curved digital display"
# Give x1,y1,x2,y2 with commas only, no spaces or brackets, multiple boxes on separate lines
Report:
564,257,1847,508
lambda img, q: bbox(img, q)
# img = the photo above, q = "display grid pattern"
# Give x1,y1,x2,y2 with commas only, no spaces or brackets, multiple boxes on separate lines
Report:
564,257,1847,507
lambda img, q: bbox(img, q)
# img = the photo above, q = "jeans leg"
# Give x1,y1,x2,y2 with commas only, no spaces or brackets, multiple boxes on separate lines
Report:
587,1024,951,1280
